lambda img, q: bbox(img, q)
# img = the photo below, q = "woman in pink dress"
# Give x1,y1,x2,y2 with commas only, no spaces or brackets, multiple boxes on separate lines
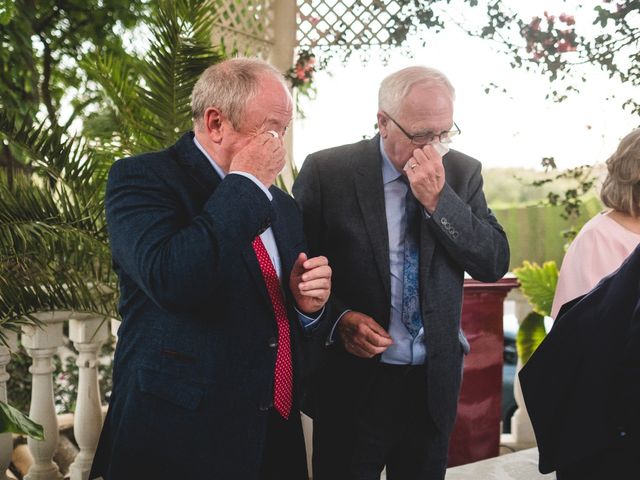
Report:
551,129,640,319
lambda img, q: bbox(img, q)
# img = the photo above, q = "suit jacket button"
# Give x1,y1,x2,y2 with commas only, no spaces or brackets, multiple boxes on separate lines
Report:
259,401,273,412
268,336,278,348
440,217,447,225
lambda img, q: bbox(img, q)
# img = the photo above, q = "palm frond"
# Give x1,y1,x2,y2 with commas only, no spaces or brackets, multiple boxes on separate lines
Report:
86,0,222,154
0,137,116,333
138,0,222,150
0,111,109,192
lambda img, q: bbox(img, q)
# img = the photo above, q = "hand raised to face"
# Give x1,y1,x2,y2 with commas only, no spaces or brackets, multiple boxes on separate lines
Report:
403,144,446,213
229,131,286,188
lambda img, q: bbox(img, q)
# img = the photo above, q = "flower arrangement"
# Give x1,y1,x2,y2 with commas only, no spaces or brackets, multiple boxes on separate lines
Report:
286,50,316,99
522,11,578,62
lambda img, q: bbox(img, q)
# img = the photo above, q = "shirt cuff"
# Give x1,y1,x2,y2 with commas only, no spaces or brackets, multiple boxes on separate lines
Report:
422,207,432,219
228,171,273,201
326,309,352,346
296,306,325,332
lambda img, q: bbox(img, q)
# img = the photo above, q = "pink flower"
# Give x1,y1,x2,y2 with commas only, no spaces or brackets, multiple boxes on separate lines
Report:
530,16,542,31
557,39,577,52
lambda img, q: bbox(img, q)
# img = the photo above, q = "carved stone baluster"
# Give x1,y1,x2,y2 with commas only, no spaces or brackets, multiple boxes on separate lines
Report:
68,315,110,480
22,311,67,480
507,289,536,448
0,329,18,480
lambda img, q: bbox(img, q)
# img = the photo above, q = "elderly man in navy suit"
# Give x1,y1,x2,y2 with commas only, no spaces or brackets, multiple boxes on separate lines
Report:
90,58,331,480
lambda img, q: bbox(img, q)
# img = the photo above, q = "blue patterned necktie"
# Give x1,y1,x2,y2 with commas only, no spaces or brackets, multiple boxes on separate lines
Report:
399,176,422,338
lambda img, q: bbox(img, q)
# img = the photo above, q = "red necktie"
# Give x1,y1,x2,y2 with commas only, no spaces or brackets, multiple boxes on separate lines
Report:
252,236,293,419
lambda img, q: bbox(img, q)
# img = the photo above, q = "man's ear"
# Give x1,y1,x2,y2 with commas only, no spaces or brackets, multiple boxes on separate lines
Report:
203,107,224,143
377,111,388,139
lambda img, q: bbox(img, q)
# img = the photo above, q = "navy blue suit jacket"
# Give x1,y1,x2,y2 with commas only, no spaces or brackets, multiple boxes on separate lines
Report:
520,244,640,474
91,132,319,479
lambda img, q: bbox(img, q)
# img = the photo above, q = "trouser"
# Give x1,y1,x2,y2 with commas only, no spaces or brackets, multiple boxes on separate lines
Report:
313,362,449,480
260,408,309,480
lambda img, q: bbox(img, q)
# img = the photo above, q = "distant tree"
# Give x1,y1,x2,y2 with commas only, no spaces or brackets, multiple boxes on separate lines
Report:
0,0,220,336
0,0,147,177
0,0,150,120
463,0,640,115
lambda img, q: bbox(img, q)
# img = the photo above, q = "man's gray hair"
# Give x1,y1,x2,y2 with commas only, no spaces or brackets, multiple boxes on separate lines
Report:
378,66,455,117
191,57,286,130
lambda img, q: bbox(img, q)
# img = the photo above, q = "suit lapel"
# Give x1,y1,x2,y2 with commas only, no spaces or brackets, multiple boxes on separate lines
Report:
269,193,296,281
245,193,294,325
354,136,391,302
173,131,222,200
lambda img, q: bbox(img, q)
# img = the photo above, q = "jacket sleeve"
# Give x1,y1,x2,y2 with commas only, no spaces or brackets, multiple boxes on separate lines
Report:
105,158,273,314
292,155,349,342
426,161,510,282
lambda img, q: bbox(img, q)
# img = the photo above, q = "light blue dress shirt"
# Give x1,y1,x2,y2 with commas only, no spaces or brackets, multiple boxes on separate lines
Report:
379,139,427,365
193,137,321,329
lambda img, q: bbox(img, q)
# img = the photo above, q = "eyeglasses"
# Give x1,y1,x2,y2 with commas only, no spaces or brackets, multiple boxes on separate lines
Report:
383,111,461,146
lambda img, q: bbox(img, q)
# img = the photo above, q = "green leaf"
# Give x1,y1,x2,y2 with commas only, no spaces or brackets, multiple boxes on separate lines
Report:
513,260,558,317
516,311,547,365
0,400,44,440
0,0,14,25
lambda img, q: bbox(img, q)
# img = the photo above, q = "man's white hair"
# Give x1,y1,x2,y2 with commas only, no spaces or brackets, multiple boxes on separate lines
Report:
378,66,455,117
191,57,287,130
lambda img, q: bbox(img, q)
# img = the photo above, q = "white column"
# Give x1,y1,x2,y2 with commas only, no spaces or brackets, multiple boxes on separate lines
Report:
510,358,536,446
269,0,298,191
110,319,121,344
22,311,67,480
67,315,110,480
0,329,19,480
507,289,536,447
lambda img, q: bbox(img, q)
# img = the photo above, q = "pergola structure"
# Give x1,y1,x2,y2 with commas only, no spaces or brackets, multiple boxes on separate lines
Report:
209,0,403,186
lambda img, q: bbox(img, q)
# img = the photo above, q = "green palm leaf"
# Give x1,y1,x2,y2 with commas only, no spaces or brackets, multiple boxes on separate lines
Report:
0,400,44,439
516,311,547,365
85,0,222,154
513,260,558,317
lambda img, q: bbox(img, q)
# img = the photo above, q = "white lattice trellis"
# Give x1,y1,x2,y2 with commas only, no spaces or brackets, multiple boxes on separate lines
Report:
297,0,402,50
210,0,276,57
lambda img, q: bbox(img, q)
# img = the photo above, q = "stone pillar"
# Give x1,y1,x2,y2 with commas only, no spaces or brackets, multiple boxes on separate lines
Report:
0,329,19,480
22,312,67,480
507,289,536,447
68,315,110,480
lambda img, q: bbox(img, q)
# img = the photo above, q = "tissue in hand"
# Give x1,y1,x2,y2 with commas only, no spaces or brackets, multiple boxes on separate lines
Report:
432,142,450,157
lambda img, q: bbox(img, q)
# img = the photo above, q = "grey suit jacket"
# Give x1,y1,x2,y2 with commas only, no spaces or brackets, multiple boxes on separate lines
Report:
292,135,509,433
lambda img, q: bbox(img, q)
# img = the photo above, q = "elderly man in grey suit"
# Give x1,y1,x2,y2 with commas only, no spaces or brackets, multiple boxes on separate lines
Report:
292,66,510,480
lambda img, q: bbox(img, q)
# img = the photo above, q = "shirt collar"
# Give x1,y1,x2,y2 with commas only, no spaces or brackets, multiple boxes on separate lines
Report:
379,137,403,185
193,135,225,179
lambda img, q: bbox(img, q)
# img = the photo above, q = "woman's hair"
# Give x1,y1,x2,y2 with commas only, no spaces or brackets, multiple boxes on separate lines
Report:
191,57,285,131
600,129,640,217
378,66,455,117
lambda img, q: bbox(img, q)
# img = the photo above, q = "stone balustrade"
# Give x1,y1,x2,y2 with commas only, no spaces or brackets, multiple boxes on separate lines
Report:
1,289,536,479
1,312,112,480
